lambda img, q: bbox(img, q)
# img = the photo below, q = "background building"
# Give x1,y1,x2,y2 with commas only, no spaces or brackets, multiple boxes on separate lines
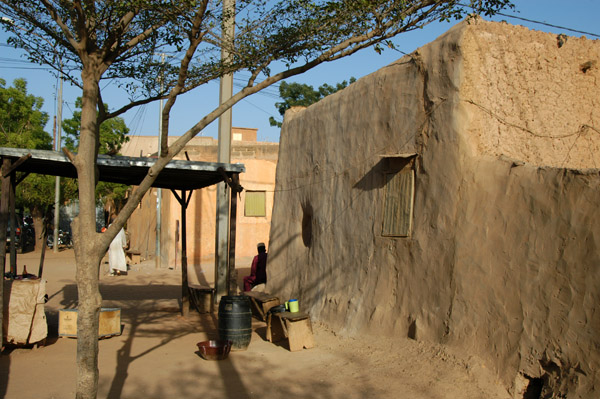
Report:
122,127,278,286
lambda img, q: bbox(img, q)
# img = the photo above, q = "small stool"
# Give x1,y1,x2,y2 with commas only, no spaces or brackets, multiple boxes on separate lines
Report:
267,311,314,352
243,291,280,321
188,285,215,313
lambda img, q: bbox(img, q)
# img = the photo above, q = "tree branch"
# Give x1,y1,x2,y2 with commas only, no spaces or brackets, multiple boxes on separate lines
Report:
102,9,138,62
160,0,210,156
62,146,76,163
38,0,82,54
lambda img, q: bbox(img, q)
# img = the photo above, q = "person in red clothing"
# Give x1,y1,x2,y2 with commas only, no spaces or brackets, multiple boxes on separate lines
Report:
243,242,267,291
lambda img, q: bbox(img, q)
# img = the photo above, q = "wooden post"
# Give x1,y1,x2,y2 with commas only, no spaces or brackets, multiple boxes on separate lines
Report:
0,158,10,344
172,189,193,317
228,174,239,295
0,159,10,273
181,190,189,317
38,205,52,279
9,168,16,275
0,154,31,276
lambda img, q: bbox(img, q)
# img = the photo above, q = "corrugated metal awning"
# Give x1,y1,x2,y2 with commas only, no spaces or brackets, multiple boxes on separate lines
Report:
0,147,245,191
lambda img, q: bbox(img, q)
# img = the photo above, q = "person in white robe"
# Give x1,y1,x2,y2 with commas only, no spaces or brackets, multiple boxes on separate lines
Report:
108,226,127,276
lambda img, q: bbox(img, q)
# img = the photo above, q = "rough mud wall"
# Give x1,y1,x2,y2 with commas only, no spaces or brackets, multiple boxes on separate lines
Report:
267,19,600,397
450,158,600,397
452,19,600,397
268,23,465,341
460,20,600,168
270,59,416,326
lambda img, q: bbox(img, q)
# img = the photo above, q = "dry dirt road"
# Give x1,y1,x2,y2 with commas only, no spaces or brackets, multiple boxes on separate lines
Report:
1,249,510,399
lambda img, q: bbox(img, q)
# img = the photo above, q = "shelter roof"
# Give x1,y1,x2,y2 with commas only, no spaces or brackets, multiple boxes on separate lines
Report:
0,147,245,191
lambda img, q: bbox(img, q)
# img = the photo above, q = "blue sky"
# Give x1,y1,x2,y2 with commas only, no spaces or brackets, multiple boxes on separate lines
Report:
1,1,599,144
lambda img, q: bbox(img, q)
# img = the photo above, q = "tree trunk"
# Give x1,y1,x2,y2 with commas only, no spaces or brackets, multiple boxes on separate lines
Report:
74,66,105,399
74,242,103,399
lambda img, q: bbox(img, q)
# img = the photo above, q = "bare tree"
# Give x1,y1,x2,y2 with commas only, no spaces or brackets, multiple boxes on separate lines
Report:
0,1,513,397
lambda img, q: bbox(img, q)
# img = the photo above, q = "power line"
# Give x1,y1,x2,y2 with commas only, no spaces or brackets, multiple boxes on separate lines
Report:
234,82,280,99
0,66,52,70
457,3,600,38
240,97,279,118
0,56,34,63
494,11,600,38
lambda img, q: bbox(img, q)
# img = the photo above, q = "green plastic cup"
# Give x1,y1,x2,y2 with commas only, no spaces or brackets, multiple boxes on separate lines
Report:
288,299,299,313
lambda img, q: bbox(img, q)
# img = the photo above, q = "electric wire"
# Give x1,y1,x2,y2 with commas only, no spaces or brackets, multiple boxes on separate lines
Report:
240,97,279,119
456,3,600,38
494,11,600,38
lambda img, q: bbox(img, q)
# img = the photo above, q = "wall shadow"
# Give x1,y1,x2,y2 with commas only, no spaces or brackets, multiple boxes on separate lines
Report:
58,283,181,309
353,157,412,192
0,352,8,399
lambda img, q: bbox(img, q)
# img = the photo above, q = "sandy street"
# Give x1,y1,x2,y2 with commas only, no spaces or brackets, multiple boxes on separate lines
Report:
1,249,510,399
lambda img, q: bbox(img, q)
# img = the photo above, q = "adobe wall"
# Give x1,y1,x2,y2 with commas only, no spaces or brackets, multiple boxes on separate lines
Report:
452,20,600,396
126,141,278,284
459,21,600,168
450,158,600,397
161,156,277,285
267,19,600,397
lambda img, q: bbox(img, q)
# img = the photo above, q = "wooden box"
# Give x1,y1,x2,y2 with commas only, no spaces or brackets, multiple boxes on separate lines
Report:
59,308,121,338
267,311,314,352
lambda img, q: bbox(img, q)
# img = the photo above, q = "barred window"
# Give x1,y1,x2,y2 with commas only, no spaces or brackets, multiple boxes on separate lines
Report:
382,164,414,237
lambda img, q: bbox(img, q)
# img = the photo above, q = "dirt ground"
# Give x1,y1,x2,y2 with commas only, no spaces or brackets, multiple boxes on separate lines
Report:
1,249,511,399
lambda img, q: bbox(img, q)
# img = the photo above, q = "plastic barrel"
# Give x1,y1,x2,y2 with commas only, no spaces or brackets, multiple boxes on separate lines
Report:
218,295,252,351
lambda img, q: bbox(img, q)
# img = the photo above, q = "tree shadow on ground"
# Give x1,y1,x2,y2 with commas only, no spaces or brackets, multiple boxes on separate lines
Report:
55,282,221,399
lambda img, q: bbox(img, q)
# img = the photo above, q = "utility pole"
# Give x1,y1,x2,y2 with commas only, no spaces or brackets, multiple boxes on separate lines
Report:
53,66,63,253
156,53,165,269
215,0,235,301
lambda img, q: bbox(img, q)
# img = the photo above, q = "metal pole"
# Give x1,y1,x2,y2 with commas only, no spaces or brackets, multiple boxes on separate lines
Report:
215,0,235,302
53,68,63,253
156,53,165,269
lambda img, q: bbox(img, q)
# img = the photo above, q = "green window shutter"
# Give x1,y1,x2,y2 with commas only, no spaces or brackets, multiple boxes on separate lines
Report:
382,167,414,237
245,191,266,217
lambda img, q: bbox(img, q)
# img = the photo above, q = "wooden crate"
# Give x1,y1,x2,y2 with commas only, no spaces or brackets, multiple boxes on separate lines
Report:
59,308,121,338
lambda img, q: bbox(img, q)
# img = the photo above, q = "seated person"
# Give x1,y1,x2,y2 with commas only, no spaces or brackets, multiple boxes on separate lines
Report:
244,242,267,291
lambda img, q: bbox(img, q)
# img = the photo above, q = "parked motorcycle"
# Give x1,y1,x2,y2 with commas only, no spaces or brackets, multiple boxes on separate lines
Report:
47,229,73,249
6,216,35,254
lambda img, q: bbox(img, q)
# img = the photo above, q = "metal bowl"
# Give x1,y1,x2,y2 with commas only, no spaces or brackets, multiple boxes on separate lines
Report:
196,340,232,360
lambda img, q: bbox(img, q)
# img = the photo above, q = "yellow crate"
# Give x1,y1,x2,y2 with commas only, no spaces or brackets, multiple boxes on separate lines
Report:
58,308,121,338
